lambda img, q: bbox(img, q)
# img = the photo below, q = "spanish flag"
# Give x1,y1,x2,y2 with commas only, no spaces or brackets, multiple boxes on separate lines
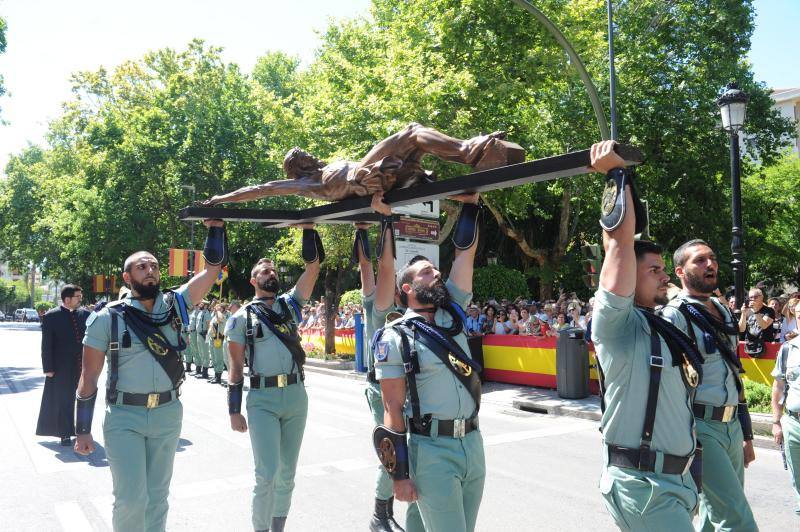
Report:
168,248,189,277
193,250,206,273
93,275,105,293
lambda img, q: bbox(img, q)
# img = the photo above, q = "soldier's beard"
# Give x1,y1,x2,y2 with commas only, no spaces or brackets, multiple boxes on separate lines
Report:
414,278,450,307
258,277,280,293
132,279,160,300
685,269,717,295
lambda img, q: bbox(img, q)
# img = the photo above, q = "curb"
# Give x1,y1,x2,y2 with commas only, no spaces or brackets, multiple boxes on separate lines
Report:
304,364,366,382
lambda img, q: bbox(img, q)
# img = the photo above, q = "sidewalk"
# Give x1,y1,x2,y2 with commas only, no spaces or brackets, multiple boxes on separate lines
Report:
304,359,779,450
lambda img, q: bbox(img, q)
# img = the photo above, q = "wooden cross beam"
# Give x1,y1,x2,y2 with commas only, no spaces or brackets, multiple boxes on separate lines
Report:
178,144,642,226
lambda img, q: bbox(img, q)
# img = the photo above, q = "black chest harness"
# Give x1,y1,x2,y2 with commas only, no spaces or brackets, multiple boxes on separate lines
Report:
244,296,305,380
105,290,190,405
596,307,704,476
374,302,482,435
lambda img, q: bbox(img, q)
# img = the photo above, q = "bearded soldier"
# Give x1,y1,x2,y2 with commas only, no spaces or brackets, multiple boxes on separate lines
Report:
74,219,228,531
372,193,484,532
225,224,322,532
661,240,757,531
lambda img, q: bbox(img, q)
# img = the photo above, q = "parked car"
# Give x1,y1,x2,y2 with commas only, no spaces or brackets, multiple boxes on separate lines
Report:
14,308,39,322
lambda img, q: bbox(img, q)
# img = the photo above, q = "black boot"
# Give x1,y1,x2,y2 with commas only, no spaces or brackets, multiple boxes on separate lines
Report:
370,498,405,532
209,372,222,384
271,516,286,532
185,361,192,373
202,367,210,379
193,366,205,378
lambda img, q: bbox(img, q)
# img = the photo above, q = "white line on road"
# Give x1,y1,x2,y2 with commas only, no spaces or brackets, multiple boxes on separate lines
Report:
483,422,594,446
54,501,94,532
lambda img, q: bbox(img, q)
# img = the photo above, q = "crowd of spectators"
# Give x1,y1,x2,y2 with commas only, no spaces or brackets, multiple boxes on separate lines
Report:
297,297,365,333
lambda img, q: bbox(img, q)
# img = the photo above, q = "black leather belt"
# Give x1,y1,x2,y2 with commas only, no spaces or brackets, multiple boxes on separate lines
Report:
409,417,479,438
367,369,377,384
110,388,180,409
249,373,301,389
607,444,693,475
787,409,800,421
692,403,738,423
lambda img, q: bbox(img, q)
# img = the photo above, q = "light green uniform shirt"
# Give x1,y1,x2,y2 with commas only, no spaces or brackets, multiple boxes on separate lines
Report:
374,279,476,420
83,286,194,394
773,336,800,413
226,288,306,377
661,294,739,407
591,286,695,457
188,309,198,332
195,309,210,337
363,290,393,372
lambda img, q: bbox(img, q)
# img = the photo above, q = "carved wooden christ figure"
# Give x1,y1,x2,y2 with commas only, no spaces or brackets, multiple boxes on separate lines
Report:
200,123,524,205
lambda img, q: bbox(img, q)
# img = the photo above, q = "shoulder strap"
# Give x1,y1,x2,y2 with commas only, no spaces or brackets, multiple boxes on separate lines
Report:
638,329,664,469
107,309,120,403
245,305,256,375
392,324,427,432
781,343,791,406
676,304,699,346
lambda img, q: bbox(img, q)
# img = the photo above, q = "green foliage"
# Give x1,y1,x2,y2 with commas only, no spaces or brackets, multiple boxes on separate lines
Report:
35,300,55,313
743,378,772,413
0,15,6,115
339,289,362,307
473,265,530,303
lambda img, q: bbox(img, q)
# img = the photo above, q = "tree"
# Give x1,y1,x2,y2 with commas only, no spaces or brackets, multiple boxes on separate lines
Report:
0,16,7,118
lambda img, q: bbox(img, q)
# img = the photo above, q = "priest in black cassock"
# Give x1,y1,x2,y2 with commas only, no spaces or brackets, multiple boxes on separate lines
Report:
36,284,90,446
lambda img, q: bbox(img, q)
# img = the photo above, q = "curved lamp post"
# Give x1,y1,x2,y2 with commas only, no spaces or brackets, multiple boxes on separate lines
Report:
509,0,611,140
716,82,749,309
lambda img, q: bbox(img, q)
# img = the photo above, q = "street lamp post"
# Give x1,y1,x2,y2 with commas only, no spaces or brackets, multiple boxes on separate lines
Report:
717,82,749,309
181,184,197,275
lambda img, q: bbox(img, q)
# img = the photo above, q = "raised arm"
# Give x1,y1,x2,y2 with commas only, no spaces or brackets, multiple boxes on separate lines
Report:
372,193,397,312
593,141,636,297
293,223,322,301
448,193,481,294
187,219,225,305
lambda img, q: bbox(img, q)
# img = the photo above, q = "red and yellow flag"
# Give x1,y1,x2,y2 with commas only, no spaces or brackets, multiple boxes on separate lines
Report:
215,265,229,286
168,248,190,277
92,275,118,293
193,250,206,273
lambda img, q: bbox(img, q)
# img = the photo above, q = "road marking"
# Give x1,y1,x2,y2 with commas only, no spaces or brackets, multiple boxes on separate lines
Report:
54,501,94,532
483,423,594,446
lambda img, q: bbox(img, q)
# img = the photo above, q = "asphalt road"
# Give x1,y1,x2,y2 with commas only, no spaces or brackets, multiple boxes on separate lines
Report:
0,323,796,531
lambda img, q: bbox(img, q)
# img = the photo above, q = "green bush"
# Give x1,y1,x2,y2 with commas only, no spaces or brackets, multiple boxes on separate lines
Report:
744,378,772,413
472,265,530,303
34,300,55,313
339,289,362,307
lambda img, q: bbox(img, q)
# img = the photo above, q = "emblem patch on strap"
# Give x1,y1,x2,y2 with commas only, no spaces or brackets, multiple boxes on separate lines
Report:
375,341,390,362
448,353,472,376
601,180,618,217
147,333,169,357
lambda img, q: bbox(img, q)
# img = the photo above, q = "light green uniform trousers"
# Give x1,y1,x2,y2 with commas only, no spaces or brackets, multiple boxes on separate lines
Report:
695,417,757,531
600,464,698,531
195,332,210,367
366,384,424,530
783,414,800,512
184,335,196,365
408,427,485,532
208,340,225,373
103,399,182,532
247,382,308,530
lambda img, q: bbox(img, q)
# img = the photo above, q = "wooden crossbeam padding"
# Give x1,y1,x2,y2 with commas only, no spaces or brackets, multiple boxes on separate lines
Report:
179,144,642,225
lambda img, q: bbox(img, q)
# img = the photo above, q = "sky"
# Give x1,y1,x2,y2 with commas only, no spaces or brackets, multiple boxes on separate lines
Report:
0,0,796,176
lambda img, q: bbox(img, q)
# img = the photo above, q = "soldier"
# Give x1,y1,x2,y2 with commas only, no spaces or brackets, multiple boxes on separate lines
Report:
772,310,800,517
225,224,322,532
194,300,211,379
185,304,198,373
223,300,241,374
207,302,228,385
590,140,703,530
73,219,227,531
661,239,757,531
372,193,483,532
354,193,420,532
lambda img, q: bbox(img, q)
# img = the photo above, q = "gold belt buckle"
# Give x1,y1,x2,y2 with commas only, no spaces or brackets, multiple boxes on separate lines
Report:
721,405,736,422
277,374,288,388
146,393,160,409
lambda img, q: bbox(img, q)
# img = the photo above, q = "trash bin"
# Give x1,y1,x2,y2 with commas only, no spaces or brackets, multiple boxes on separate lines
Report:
556,327,590,399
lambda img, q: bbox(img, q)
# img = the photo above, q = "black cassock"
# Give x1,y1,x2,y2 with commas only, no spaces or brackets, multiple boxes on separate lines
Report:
35,305,90,438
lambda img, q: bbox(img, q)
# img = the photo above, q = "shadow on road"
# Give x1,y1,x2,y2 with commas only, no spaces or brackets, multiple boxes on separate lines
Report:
0,366,43,394
177,438,193,454
38,439,110,468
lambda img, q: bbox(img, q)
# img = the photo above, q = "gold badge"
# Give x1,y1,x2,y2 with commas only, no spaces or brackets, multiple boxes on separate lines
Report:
378,437,397,474
448,353,472,377
681,357,699,388
275,323,289,335
147,334,169,357
601,180,618,217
